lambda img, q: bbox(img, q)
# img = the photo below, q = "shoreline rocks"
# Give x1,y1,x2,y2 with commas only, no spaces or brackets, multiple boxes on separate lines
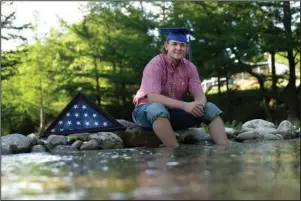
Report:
1,119,299,155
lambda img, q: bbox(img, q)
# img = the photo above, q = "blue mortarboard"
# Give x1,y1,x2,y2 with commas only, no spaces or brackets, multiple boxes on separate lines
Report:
159,27,193,43
42,91,126,137
159,27,194,61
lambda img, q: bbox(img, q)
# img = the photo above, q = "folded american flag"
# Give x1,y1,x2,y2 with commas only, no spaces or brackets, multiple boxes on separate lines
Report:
42,92,125,137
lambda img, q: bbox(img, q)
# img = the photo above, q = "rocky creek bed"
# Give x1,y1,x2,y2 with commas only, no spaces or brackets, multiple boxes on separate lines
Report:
1,119,300,200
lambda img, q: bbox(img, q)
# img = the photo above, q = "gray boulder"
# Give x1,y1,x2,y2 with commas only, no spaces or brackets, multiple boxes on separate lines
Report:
117,119,137,129
1,142,12,155
47,135,68,149
253,127,277,137
31,145,47,153
1,133,31,154
27,133,38,146
277,120,294,139
242,119,275,129
89,132,124,149
263,134,279,140
79,139,100,150
71,140,83,149
236,131,259,141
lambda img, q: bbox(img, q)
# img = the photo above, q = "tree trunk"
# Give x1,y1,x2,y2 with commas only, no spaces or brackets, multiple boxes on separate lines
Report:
248,70,273,121
270,52,277,99
225,74,230,117
217,73,221,95
94,58,101,106
297,0,301,122
112,61,119,106
38,54,45,135
217,73,222,106
283,1,297,120
226,75,229,92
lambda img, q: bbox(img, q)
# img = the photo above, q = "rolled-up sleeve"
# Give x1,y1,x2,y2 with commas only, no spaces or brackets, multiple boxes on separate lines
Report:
141,57,163,95
188,63,204,96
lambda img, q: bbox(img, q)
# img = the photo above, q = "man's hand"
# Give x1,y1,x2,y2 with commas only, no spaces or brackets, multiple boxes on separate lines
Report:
183,101,204,117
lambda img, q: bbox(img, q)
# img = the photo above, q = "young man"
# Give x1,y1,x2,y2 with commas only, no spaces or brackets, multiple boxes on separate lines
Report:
132,27,228,147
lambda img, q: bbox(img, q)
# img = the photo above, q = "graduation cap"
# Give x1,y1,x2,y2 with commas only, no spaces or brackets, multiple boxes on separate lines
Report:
42,92,126,138
159,27,194,61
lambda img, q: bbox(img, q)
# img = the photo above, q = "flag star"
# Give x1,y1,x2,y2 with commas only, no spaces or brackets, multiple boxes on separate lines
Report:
92,114,97,118
74,113,79,118
82,105,87,109
103,122,108,126
94,122,99,126
59,121,63,125
85,121,90,126
67,121,72,125
73,104,78,109
76,121,81,125
66,112,70,117
84,113,88,117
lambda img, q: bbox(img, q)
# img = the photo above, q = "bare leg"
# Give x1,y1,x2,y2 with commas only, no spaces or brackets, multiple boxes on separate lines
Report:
152,117,179,147
208,116,228,144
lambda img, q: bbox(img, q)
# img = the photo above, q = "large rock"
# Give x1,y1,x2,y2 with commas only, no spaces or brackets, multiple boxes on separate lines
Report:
47,135,68,149
1,142,12,155
115,119,217,147
263,134,279,140
239,127,254,133
236,131,259,141
89,132,124,149
80,139,100,150
1,133,31,154
253,127,277,137
115,120,161,147
71,140,83,149
275,134,284,140
31,145,47,153
118,129,162,148
27,133,38,146
117,119,138,130
242,119,275,129
277,120,294,139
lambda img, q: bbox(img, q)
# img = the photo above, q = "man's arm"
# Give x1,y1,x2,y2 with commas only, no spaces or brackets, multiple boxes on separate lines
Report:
147,93,186,109
193,92,207,106
148,93,204,117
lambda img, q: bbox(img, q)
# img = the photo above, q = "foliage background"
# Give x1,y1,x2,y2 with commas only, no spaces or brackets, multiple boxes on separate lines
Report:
1,1,300,135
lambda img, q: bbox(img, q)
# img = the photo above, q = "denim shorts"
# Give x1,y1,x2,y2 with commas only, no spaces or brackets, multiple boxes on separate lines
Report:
132,102,223,131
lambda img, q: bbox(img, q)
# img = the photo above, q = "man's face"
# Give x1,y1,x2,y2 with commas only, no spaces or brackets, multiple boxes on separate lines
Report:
165,40,187,61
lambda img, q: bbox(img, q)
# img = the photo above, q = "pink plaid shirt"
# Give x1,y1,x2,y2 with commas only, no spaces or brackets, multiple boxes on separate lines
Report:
133,53,204,105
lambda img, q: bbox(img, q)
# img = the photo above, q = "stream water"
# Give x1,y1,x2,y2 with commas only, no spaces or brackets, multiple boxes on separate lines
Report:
1,139,300,200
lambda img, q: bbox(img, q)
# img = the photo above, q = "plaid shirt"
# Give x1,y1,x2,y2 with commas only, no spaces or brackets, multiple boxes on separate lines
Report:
133,53,204,105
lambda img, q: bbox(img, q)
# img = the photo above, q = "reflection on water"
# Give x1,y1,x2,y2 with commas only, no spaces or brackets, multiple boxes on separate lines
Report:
1,139,300,200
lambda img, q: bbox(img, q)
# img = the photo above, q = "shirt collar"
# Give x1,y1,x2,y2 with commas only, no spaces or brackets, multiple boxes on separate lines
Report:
163,53,184,68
